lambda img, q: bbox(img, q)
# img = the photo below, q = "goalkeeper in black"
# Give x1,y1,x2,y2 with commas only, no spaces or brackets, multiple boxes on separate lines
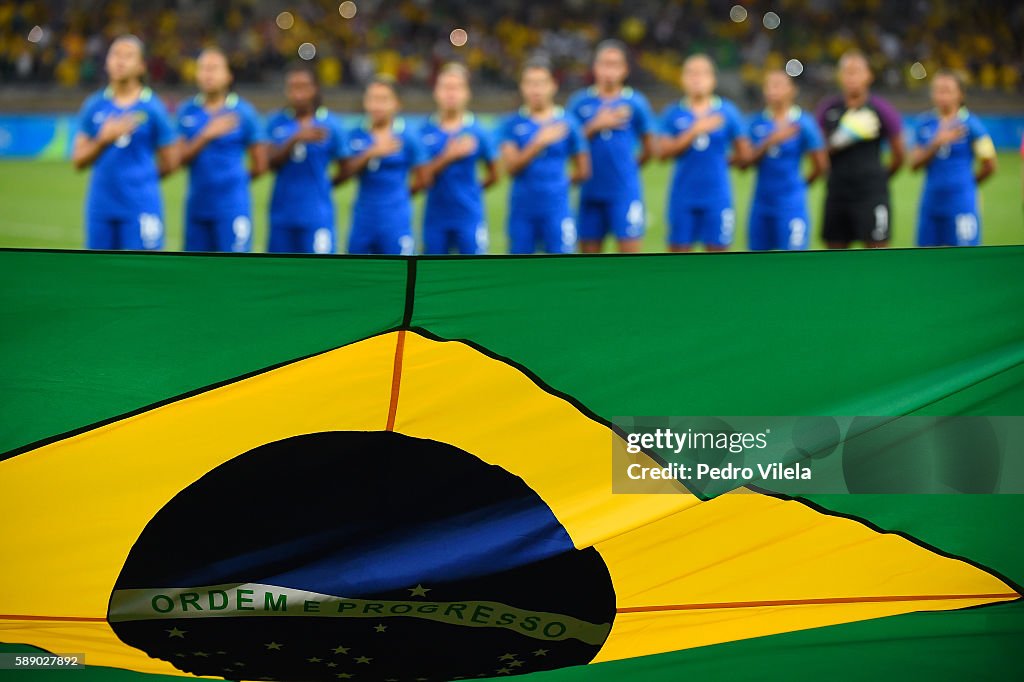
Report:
815,50,904,248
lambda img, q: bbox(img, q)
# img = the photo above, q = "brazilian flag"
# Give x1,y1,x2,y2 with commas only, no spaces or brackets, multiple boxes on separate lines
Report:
1,248,1022,682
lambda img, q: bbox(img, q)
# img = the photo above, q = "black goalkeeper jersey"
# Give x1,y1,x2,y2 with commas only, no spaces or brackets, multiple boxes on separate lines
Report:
815,94,902,202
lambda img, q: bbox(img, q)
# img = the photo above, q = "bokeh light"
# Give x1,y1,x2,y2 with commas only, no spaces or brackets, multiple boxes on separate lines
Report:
785,59,804,76
26,25,43,43
910,62,928,79
276,12,295,30
339,2,357,19
450,28,468,47
763,11,781,30
298,42,317,60
729,5,748,23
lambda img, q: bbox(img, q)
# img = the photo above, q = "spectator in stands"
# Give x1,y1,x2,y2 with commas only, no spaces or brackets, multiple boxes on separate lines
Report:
8,1,1020,96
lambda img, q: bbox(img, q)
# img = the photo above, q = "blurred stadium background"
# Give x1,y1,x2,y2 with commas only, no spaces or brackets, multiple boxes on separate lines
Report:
1,0,1022,251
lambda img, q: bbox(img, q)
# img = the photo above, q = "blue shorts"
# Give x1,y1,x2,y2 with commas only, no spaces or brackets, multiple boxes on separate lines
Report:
422,217,488,255
268,221,335,254
508,203,576,255
348,205,414,255
748,201,810,251
667,198,735,248
86,211,165,250
185,212,253,253
578,192,645,243
917,200,981,247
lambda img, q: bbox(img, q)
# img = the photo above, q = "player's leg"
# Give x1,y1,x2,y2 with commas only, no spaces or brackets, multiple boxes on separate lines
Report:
951,203,981,246
347,210,376,255
667,197,696,253
916,201,940,247
454,220,488,255
213,214,253,253
542,205,577,254
421,206,448,255
125,211,164,251
611,194,645,254
366,202,413,256
780,206,810,251
859,196,891,248
308,226,336,255
378,210,415,256
473,221,489,255
183,209,213,252
283,224,329,254
421,223,449,255
507,206,535,255
267,219,293,253
701,203,735,253
822,195,853,249
85,213,118,250
116,212,163,250
747,201,774,251
577,198,607,254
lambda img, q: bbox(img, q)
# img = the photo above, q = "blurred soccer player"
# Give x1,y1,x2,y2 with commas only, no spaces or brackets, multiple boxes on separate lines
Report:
816,50,904,249
567,40,655,253
911,71,997,247
419,63,499,255
177,48,267,252
342,77,428,255
500,59,590,254
658,54,750,252
266,64,348,254
72,35,178,250
746,70,828,250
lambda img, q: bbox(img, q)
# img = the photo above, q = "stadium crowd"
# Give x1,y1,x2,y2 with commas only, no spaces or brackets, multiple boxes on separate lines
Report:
68,34,999,255
3,0,1023,98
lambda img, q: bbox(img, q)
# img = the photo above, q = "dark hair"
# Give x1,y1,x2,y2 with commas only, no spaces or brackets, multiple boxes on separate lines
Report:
838,49,870,71
683,52,716,73
437,62,471,84
111,34,145,58
367,73,399,97
594,39,628,62
285,62,322,109
520,55,553,79
198,46,228,63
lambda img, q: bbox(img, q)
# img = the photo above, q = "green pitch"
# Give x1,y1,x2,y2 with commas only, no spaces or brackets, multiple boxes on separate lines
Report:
0,153,1021,252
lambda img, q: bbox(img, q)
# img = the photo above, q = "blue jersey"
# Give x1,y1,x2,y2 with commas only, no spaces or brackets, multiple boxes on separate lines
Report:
660,96,746,207
266,107,348,229
177,93,264,219
347,118,427,213
500,107,587,206
419,113,497,223
748,106,824,207
915,108,992,213
76,86,177,218
567,86,653,200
